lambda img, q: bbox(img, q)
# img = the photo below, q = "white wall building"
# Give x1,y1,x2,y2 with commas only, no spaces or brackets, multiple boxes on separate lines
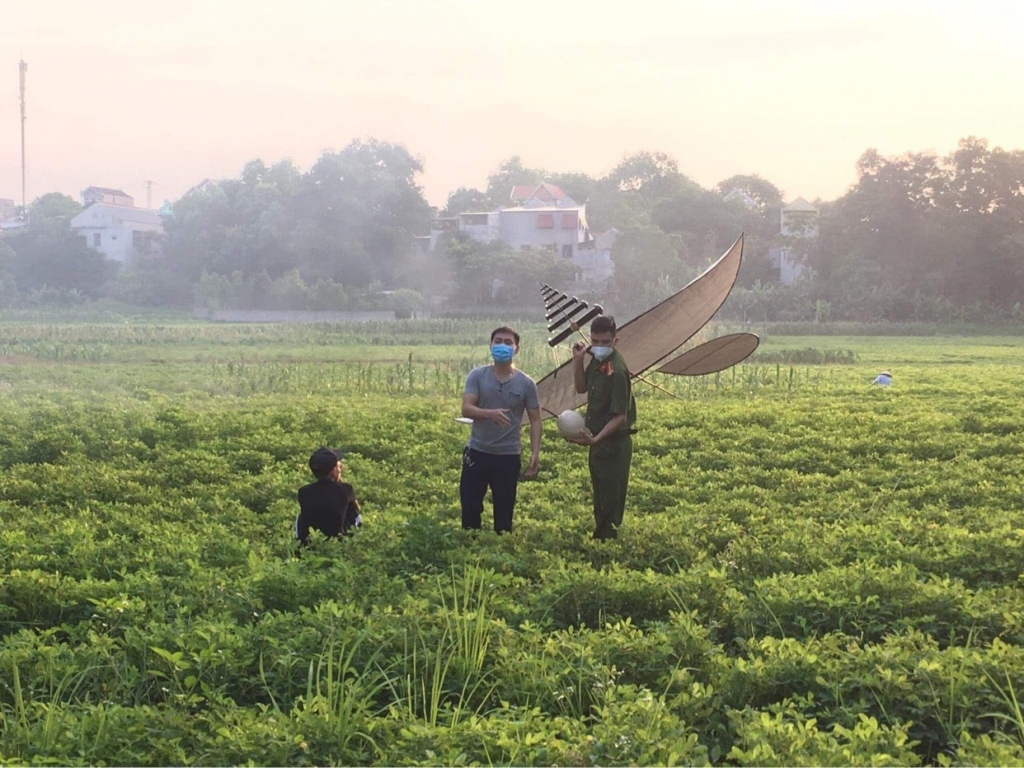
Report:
431,183,612,285
497,207,584,257
573,228,616,286
769,197,818,285
70,203,164,264
0,197,26,233
459,211,502,243
780,197,819,238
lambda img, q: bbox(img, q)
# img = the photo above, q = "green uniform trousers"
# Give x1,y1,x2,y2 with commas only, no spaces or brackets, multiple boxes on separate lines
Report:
588,433,633,539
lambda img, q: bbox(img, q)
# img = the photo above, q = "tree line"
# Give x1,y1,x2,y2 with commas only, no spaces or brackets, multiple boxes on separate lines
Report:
0,136,1021,322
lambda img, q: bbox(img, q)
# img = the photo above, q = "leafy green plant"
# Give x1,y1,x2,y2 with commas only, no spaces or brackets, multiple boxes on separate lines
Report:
3,322,1024,763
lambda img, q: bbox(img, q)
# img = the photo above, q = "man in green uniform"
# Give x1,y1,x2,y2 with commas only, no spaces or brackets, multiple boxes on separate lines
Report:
570,315,637,539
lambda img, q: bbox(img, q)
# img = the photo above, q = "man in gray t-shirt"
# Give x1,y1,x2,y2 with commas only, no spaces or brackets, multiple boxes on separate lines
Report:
460,326,541,533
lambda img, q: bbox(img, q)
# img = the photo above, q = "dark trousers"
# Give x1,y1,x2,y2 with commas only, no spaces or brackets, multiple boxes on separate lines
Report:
589,434,633,539
460,447,521,533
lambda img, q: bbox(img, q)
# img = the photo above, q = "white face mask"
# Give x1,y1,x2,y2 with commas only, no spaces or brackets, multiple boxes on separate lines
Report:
590,345,614,361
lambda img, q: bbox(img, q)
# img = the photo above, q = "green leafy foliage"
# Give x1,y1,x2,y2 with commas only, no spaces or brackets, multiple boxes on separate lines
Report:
2,322,1024,764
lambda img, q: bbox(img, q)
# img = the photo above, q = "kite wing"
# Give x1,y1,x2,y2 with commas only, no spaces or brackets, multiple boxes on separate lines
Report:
656,332,759,376
534,233,744,419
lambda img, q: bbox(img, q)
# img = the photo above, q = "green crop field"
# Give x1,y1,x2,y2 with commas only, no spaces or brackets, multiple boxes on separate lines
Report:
2,319,1024,765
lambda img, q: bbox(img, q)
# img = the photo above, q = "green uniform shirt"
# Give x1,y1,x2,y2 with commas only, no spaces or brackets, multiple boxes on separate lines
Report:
584,349,637,436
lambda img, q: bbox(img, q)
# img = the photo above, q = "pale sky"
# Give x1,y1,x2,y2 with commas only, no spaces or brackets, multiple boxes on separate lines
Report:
1,0,1022,209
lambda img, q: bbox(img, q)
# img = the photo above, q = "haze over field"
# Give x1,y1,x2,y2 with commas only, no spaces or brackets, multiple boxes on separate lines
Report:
1,0,1021,208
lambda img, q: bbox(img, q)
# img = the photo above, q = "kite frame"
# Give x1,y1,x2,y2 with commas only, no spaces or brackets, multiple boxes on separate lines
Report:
534,233,745,419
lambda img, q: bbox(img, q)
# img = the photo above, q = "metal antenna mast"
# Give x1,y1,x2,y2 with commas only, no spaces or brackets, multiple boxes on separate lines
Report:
19,61,27,212
143,179,155,209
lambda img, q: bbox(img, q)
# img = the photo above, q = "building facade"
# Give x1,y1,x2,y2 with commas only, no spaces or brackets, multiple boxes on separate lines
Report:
769,197,818,285
70,203,164,264
430,183,613,285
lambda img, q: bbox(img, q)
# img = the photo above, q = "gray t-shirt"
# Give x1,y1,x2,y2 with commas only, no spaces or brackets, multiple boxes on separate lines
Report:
464,366,540,455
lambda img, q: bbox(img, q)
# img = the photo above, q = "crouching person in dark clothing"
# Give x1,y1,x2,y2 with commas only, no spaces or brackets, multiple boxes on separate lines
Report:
295,447,362,546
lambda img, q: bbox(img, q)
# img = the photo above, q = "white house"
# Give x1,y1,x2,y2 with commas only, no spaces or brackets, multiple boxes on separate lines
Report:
0,197,26,233
769,197,818,285
496,207,585,258
781,197,819,238
458,211,502,243
430,183,610,285
0,198,18,220
70,203,164,264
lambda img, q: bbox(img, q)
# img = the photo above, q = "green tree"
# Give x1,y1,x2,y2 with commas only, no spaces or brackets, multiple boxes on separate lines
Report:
27,192,82,232
607,151,686,197
817,138,1024,314
6,194,115,299
158,139,433,306
0,241,17,306
289,139,431,286
716,174,784,213
484,156,546,208
444,187,490,215
820,148,948,307
492,245,574,306
548,172,598,207
440,235,506,306
609,224,691,315
388,288,424,318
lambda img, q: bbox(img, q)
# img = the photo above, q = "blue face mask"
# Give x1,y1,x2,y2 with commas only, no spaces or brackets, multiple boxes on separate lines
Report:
491,343,514,363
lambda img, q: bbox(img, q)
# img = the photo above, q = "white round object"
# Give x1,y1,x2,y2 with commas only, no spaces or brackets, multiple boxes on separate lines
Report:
556,409,587,440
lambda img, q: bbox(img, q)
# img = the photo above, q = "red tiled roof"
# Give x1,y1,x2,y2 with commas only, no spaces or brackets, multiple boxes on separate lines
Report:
536,183,567,200
511,185,537,201
511,182,569,203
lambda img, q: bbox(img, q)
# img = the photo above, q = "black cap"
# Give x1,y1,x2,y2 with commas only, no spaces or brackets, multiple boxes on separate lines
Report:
309,446,344,474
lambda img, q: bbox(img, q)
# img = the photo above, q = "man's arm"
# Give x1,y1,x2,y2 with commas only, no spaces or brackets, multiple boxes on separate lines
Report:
462,392,511,428
586,413,627,444
572,341,588,394
295,488,308,543
345,492,362,531
524,406,541,477
570,364,629,446
295,510,310,543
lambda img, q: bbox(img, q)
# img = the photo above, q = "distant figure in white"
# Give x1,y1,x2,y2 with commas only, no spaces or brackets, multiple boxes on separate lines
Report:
872,370,892,386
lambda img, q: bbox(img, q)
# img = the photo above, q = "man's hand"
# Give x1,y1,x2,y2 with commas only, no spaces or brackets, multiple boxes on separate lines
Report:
567,431,596,447
487,408,512,428
572,341,589,394
524,456,539,478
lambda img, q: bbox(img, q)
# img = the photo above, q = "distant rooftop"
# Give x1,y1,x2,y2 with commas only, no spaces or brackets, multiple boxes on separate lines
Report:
75,202,163,226
784,197,817,212
510,182,575,206
183,178,220,197
82,186,131,197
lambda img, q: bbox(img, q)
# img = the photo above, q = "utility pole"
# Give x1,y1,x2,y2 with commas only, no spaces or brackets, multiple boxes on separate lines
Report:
143,179,155,209
19,60,27,213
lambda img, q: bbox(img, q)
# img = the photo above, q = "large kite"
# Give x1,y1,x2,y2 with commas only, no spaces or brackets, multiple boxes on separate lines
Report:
535,234,757,418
